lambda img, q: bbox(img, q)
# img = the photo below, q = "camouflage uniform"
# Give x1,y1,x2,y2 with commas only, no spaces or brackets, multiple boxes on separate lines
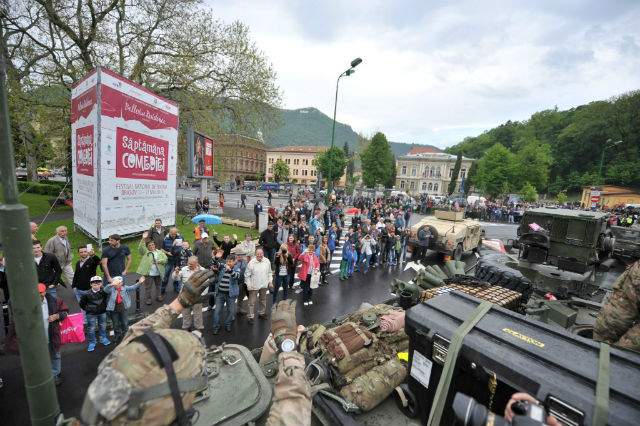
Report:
86,304,312,425
594,261,640,353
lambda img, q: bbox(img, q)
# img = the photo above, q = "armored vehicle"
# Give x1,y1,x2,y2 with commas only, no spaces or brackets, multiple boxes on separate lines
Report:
408,209,483,261
610,225,640,262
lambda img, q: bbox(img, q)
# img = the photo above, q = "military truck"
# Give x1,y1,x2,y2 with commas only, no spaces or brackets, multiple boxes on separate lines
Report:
610,225,640,262
408,209,483,261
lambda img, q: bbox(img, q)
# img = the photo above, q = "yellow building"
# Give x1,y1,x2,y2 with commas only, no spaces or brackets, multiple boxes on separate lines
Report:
395,152,475,196
580,185,640,209
265,146,346,186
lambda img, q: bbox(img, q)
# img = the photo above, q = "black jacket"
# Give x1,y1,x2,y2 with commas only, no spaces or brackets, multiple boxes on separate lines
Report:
36,253,62,286
72,255,102,290
213,236,238,259
259,229,278,249
0,269,8,302
79,289,108,315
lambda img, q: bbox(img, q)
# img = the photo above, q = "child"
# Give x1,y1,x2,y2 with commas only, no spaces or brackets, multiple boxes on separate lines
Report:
104,276,142,343
212,255,241,334
79,276,110,352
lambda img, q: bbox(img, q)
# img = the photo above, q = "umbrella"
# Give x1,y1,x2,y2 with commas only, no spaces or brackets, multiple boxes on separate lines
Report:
192,214,222,225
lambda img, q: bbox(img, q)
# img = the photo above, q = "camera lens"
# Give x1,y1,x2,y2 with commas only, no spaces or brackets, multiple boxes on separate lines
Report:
453,393,511,426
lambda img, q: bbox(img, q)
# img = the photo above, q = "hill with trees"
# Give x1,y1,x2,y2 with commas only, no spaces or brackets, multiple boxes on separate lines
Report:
446,90,640,197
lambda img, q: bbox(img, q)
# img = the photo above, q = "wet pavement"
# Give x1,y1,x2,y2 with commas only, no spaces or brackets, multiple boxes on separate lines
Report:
0,222,520,424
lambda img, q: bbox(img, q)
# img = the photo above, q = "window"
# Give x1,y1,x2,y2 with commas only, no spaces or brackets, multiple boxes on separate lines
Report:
286,158,291,164
293,158,299,165
429,167,434,177
269,158,274,164
449,168,453,178
400,181,405,189
311,170,316,176
410,181,416,190
428,183,433,191
401,165,407,175
436,168,441,178
461,168,467,179
293,169,299,175
422,182,427,191
302,170,308,176
411,167,417,176
268,167,273,173
433,183,439,192
303,159,309,165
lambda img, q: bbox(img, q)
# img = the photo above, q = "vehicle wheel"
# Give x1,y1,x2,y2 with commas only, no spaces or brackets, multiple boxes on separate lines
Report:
453,243,463,261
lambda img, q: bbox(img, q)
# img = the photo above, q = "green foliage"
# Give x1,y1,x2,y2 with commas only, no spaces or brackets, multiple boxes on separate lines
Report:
448,152,463,195
315,147,348,185
556,191,568,205
360,132,396,188
272,159,290,182
465,161,478,195
447,91,640,193
16,181,71,197
520,182,538,202
474,144,517,198
343,142,355,179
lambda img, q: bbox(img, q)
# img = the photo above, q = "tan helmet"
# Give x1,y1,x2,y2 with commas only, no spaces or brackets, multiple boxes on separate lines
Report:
81,328,206,425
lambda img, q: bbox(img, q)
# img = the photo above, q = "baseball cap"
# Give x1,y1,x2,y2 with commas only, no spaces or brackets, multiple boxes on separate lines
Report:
38,283,47,293
90,276,102,283
201,232,209,239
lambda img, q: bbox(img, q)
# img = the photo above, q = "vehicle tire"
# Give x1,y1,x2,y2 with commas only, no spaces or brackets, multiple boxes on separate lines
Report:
453,243,463,261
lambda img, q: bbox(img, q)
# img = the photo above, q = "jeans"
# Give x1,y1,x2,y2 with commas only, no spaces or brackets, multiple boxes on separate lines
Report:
74,288,90,323
301,274,312,303
361,253,372,273
49,345,61,377
213,292,236,329
46,286,57,298
109,310,128,341
388,248,396,265
273,274,289,303
86,313,107,344
264,248,276,265
161,258,176,294
288,268,296,289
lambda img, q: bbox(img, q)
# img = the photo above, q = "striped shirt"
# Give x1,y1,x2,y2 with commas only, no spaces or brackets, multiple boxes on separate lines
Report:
218,269,233,293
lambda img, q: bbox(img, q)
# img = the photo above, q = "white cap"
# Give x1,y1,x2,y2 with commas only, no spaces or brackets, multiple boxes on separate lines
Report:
201,232,209,239
90,276,102,283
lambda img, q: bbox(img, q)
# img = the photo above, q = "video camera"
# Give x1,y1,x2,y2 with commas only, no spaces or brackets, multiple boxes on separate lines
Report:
453,393,548,426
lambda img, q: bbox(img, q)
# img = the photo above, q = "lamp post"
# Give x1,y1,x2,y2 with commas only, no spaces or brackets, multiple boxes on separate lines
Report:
327,57,362,202
598,139,622,185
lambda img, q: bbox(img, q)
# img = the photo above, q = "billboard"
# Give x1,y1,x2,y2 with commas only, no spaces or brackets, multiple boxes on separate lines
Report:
71,67,178,240
187,128,215,178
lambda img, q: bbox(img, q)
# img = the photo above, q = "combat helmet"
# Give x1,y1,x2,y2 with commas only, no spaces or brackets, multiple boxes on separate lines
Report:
81,328,207,425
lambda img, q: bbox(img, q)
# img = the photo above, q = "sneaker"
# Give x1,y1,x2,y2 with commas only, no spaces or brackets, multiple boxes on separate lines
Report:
145,300,152,305
303,301,309,306
308,301,313,305
100,337,111,346
87,342,96,352
212,328,220,335
225,325,232,332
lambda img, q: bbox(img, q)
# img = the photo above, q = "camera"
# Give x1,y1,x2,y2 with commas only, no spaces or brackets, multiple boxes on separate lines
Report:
452,393,548,426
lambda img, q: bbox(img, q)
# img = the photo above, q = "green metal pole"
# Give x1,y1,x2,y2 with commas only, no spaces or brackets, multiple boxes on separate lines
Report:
598,145,607,186
328,74,341,202
0,26,61,426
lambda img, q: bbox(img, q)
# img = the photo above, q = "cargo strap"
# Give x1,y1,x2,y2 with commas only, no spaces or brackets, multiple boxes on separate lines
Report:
427,301,492,426
593,343,610,426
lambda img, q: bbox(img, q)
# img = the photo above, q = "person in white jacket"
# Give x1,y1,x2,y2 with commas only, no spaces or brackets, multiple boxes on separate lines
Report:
244,248,272,323
360,233,375,274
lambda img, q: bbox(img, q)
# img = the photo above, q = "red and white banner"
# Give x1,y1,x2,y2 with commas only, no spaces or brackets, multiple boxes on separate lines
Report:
116,128,168,180
101,85,178,131
71,87,97,123
204,138,214,176
75,125,94,176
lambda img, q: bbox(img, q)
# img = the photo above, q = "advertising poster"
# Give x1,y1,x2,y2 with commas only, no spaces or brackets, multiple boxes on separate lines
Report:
191,131,214,178
70,71,99,237
70,67,178,240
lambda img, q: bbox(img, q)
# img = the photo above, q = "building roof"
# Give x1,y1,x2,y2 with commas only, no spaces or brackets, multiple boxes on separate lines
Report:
408,145,442,155
267,145,327,154
398,152,473,162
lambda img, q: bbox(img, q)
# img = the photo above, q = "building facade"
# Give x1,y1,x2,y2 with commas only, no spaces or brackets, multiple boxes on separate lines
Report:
265,146,347,186
215,134,266,185
395,152,474,196
580,185,640,209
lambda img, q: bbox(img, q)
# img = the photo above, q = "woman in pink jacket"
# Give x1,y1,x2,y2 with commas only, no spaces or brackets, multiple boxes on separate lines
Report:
298,244,320,306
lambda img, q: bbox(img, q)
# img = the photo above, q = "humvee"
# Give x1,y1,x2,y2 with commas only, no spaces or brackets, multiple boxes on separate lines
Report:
408,210,483,261
610,225,640,262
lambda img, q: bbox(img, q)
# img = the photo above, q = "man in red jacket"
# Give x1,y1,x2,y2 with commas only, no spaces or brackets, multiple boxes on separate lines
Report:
38,283,69,386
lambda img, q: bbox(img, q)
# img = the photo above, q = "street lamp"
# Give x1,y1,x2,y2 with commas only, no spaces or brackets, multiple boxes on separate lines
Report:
327,57,362,201
598,138,622,185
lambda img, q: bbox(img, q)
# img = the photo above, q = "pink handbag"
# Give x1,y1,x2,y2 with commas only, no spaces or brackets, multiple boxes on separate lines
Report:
60,313,86,344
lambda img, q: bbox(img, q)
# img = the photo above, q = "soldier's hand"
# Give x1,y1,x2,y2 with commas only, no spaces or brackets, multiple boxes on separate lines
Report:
270,300,298,344
178,270,215,308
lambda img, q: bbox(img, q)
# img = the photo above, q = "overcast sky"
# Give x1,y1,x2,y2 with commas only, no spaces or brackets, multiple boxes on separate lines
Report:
209,0,640,148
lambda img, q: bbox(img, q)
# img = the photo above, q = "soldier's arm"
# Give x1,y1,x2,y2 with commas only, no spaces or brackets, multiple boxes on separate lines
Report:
266,352,312,426
594,268,640,344
121,300,183,345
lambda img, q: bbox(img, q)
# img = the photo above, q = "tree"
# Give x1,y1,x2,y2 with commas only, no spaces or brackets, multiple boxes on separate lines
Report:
465,161,478,195
343,141,355,180
361,132,395,188
514,138,553,191
520,182,538,202
314,147,347,186
448,152,463,195
474,144,517,198
556,191,568,205
272,159,290,183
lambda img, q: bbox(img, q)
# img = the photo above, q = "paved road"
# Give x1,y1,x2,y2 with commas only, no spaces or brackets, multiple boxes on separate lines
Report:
0,212,519,424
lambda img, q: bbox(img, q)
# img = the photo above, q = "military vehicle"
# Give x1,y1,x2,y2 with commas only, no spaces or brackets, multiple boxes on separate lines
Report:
407,209,483,261
610,225,640,262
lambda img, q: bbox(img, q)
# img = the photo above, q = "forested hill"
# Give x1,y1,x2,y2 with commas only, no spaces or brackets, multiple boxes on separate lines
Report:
265,107,439,157
446,90,640,193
